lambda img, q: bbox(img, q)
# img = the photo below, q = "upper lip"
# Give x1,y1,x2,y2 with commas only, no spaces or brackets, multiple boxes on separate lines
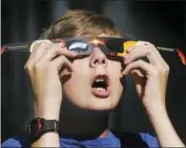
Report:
91,74,110,87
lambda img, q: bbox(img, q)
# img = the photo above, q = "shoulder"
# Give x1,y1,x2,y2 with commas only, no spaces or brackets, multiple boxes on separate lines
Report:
139,132,159,147
2,135,30,147
114,131,159,147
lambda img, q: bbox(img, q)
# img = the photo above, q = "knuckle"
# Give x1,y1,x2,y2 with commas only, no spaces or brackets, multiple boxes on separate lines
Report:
161,68,167,74
30,39,52,52
158,66,169,76
34,63,44,70
165,64,170,71
163,68,169,75
40,43,52,50
37,40,52,49
51,47,62,55
25,65,32,72
149,45,158,53
146,49,151,55
24,64,33,75
153,69,159,77
24,62,32,70
30,42,40,52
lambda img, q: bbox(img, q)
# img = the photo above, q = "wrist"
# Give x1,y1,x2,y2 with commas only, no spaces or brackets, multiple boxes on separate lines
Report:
145,101,168,122
35,104,61,120
28,117,60,144
144,99,166,114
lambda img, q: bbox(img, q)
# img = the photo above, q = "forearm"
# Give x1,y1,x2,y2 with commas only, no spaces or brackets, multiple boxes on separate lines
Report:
32,132,60,147
147,102,185,147
31,104,61,147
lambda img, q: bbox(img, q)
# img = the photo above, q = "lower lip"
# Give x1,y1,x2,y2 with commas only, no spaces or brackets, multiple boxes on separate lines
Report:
92,86,111,98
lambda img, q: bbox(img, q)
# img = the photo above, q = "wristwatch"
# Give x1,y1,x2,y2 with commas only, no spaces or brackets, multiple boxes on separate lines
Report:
27,117,60,142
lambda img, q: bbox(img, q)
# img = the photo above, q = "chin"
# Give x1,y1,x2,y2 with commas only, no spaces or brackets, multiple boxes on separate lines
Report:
84,96,119,112
89,106,114,112
63,89,122,113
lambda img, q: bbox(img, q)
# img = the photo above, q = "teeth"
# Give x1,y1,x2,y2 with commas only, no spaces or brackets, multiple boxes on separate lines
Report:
95,78,105,82
95,87,106,91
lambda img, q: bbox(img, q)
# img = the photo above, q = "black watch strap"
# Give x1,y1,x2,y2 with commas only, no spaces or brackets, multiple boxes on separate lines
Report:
28,117,60,142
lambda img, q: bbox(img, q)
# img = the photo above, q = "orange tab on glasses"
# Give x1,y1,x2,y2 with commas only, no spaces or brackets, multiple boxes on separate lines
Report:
117,40,137,57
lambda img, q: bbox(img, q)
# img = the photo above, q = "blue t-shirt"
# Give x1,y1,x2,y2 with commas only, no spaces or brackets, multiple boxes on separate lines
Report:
2,131,159,147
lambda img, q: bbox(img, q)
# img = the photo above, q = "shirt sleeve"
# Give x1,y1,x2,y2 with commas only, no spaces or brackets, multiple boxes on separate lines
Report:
139,132,159,147
2,138,22,147
2,136,29,147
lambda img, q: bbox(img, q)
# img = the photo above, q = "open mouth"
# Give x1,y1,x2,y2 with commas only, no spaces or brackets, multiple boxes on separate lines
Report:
91,75,110,98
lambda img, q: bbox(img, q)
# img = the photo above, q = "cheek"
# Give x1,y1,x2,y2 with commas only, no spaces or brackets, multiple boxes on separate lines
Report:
72,59,90,78
108,61,124,98
60,59,89,78
108,61,123,79
60,59,90,93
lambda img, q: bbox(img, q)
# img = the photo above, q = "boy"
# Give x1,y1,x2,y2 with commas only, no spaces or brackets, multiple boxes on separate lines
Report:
2,10,185,147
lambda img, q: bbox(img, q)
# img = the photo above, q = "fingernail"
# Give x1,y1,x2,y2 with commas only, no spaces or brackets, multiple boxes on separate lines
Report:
124,54,128,59
127,47,132,52
124,60,128,64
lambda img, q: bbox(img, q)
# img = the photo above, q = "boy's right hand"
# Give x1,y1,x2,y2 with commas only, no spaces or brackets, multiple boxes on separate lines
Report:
24,40,77,120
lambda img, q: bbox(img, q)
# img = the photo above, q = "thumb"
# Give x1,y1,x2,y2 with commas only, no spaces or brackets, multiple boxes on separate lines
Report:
130,69,144,83
130,69,146,97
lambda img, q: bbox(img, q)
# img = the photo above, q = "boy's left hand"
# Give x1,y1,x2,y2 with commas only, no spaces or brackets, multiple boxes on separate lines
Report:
122,41,169,112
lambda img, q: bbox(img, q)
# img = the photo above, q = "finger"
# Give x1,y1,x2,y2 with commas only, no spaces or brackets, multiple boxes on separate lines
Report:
130,69,146,96
28,40,52,61
126,41,151,53
28,40,53,62
125,44,160,65
130,69,145,77
126,41,169,69
122,60,156,76
25,42,42,66
52,43,78,58
36,45,77,67
25,41,52,70
141,42,169,70
126,47,133,53
125,41,168,69
30,39,52,53
50,55,74,72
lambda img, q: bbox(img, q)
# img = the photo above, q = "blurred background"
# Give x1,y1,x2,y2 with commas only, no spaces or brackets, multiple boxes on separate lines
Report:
2,0,186,144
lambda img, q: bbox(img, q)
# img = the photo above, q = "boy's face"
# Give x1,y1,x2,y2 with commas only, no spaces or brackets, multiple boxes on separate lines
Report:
61,34,124,111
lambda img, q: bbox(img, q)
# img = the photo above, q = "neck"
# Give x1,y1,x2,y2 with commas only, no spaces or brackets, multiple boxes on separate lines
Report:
60,99,110,138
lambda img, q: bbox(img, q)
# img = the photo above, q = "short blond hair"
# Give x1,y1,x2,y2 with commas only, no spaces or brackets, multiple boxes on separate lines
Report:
40,10,121,39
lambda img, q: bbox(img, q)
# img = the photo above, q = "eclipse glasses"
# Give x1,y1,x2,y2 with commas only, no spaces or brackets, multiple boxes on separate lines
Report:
1,36,185,66
1,36,135,57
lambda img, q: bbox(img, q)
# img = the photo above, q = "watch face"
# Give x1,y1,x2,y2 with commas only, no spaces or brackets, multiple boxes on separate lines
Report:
28,117,59,142
28,118,43,137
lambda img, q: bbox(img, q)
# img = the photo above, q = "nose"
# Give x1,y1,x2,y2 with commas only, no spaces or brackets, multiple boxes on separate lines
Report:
90,47,108,68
